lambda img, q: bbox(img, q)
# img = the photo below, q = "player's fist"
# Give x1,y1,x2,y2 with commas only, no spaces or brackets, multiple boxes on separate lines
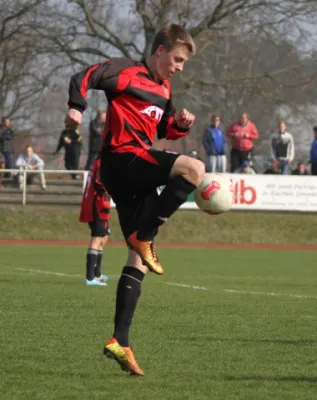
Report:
65,108,82,128
175,109,195,130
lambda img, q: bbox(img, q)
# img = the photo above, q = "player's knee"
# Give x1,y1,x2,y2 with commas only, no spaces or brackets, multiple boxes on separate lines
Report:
90,236,104,248
101,236,108,247
187,159,205,186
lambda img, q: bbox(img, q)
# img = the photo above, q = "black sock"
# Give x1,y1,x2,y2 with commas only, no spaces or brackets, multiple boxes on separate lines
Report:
94,250,103,278
86,248,98,280
114,266,145,347
137,176,196,241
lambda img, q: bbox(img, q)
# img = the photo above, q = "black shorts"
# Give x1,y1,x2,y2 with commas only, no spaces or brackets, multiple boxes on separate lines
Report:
88,219,110,237
100,149,180,240
88,199,111,237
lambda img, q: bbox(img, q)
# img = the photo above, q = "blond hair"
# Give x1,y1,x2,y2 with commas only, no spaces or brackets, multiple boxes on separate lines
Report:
151,23,196,55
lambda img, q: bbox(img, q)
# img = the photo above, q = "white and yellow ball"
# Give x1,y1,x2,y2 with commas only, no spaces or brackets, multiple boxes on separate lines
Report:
194,173,233,215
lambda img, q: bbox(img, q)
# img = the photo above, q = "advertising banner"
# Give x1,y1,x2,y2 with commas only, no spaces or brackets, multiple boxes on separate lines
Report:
181,174,317,212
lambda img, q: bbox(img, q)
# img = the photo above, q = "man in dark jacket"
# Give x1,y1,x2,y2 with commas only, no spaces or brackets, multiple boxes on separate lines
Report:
85,110,106,170
0,117,14,176
310,126,317,175
55,127,83,179
202,114,227,172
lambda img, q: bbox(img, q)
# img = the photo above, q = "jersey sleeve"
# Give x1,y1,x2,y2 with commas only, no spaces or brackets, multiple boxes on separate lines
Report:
68,57,133,113
157,94,189,141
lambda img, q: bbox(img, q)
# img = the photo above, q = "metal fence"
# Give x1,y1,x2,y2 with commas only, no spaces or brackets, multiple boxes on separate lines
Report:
0,169,89,206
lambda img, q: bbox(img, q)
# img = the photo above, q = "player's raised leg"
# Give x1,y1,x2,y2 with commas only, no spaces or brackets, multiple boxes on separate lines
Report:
129,154,205,274
104,249,146,376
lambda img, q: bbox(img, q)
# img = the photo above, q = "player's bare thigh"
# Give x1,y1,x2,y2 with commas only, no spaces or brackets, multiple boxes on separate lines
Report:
126,249,148,274
169,155,205,186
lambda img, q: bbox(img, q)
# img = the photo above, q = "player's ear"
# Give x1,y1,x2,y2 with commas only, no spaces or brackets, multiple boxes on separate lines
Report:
156,45,165,57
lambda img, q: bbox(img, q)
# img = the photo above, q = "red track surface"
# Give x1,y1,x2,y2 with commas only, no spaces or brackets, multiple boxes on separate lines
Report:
0,239,316,251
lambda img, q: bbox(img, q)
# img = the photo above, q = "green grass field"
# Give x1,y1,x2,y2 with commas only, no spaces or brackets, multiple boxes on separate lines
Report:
2,205,317,245
1,244,317,399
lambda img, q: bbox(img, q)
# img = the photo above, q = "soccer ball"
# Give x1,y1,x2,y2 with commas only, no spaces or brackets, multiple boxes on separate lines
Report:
194,173,233,215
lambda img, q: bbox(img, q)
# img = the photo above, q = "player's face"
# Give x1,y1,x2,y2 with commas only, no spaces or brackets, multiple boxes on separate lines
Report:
156,45,189,80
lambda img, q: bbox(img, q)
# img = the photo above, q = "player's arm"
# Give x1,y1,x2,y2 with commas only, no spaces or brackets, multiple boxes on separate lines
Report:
66,58,129,126
157,95,195,140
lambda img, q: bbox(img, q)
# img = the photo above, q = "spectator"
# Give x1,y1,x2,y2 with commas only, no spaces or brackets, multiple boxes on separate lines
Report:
202,114,227,172
0,117,14,176
309,126,317,176
55,127,83,180
234,160,256,174
227,112,259,172
270,120,295,175
264,159,281,174
15,145,47,190
0,152,5,188
85,110,106,170
292,161,308,176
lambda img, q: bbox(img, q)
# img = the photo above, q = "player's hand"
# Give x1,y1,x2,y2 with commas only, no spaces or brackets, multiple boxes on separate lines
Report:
175,109,195,130
65,108,82,128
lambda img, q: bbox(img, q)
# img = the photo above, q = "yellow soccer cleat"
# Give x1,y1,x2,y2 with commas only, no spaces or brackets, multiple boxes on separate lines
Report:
104,337,144,376
127,232,164,275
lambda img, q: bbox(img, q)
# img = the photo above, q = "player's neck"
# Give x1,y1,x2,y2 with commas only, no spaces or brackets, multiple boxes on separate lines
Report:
144,56,161,82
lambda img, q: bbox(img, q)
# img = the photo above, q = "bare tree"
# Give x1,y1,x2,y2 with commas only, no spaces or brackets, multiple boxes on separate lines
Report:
0,0,58,121
33,0,317,117
35,0,317,60
4,0,317,156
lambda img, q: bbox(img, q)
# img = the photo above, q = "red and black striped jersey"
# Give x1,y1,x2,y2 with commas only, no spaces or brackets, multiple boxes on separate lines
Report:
68,58,188,156
79,159,111,223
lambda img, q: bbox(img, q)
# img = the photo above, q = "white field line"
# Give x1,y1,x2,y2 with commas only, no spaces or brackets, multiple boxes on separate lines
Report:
165,282,317,300
222,289,317,300
164,282,209,290
198,275,287,282
11,267,317,300
13,267,119,279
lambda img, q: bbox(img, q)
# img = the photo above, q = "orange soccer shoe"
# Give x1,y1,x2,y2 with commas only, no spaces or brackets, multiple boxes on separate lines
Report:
127,232,164,275
104,338,144,376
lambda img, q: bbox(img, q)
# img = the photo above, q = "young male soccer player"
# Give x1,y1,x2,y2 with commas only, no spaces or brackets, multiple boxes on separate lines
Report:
80,158,111,286
65,23,205,376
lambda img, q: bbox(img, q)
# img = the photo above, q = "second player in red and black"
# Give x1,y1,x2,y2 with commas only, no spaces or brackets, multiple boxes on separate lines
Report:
80,158,111,286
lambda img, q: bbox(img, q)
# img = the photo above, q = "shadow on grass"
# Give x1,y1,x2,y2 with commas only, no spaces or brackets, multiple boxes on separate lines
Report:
225,375,317,383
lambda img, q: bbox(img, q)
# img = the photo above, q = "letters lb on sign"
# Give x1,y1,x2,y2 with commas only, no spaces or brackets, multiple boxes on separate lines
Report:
180,174,317,212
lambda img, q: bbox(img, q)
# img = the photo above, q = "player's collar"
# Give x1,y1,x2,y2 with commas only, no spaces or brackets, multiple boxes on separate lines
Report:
142,59,163,84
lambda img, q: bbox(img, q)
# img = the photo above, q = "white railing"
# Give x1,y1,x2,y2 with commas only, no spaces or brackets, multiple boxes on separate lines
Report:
0,169,89,206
